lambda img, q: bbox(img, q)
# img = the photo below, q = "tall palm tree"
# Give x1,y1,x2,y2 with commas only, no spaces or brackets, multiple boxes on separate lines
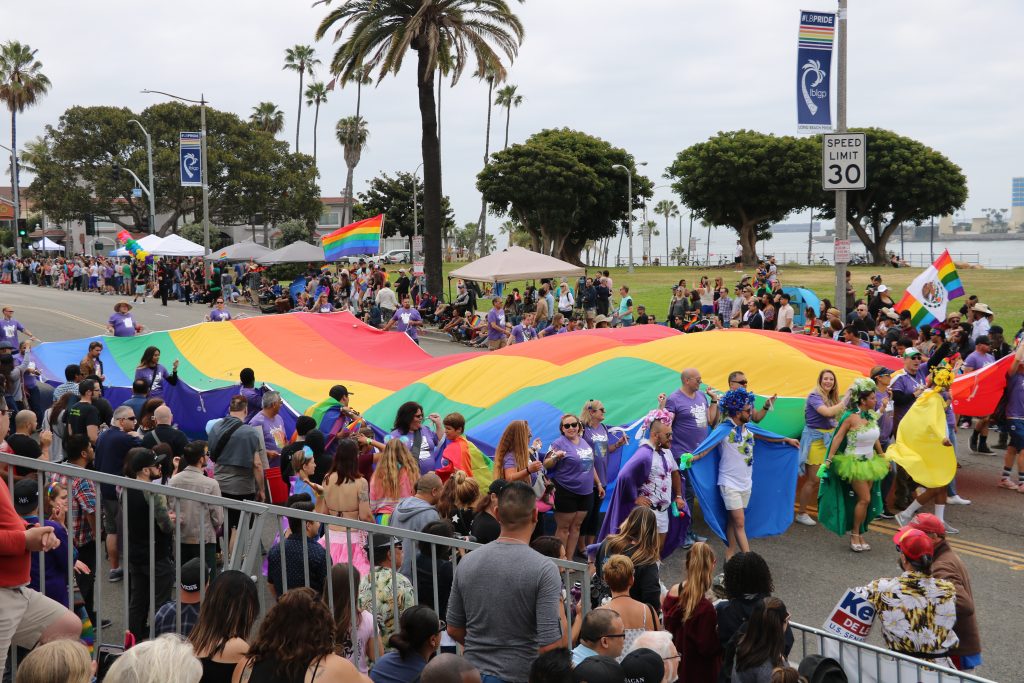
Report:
475,64,503,256
304,82,329,168
0,41,50,255
654,199,679,268
349,64,372,120
494,83,522,149
250,102,285,134
335,115,369,226
283,45,320,153
316,0,525,297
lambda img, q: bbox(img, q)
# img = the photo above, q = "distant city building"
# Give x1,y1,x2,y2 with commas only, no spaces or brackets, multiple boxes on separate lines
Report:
1012,177,1024,230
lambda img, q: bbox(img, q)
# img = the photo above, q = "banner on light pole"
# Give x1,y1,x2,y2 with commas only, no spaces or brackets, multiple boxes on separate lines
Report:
796,10,836,132
179,132,203,187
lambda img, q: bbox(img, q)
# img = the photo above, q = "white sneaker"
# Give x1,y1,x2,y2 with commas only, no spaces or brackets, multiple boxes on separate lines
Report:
794,513,817,526
998,478,1018,490
947,495,972,505
894,509,913,527
943,523,960,535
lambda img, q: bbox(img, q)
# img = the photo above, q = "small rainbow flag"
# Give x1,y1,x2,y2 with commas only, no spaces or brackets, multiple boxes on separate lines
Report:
894,249,965,328
322,214,383,262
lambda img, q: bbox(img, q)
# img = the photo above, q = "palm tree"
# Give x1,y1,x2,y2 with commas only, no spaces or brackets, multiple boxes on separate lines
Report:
0,41,50,255
475,65,503,256
654,199,679,268
335,115,369,226
304,82,329,168
349,64,372,120
316,0,525,297
250,102,285,134
494,83,522,149
283,45,320,153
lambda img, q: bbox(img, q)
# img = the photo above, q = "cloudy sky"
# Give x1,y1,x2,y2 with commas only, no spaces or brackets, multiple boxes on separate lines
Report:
8,0,1021,233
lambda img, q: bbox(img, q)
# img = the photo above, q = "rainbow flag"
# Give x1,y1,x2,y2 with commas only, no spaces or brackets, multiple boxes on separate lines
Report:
322,214,383,261
894,249,965,328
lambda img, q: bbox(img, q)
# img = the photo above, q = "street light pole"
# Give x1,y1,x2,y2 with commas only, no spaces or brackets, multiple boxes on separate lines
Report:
833,0,849,310
611,163,639,273
127,120,157,234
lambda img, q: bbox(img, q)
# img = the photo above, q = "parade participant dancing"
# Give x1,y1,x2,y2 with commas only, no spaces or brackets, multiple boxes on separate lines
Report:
795,370,849,526
134,346,178,399
816,378,889,552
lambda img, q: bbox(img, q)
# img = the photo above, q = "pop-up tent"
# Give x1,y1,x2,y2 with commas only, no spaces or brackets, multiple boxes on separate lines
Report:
448,246,585,284
31,237,64,252
781,286,821,327
256,241,326,265
205,239,272,262
151,233,205,257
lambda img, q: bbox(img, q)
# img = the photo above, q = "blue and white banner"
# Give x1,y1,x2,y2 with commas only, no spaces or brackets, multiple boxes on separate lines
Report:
796,10,835,132
179,132,203,187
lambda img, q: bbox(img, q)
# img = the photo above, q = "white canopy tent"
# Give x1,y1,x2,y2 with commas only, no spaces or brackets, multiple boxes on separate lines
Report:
150,233,205,257
112,233,164,256
256,241,326,265
204,239,273,262
448,246,585,284
31,237,64,252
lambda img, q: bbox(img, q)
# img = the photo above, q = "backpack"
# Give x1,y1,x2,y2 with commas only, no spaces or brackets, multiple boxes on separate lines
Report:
797,655,848,683
589,540,614,609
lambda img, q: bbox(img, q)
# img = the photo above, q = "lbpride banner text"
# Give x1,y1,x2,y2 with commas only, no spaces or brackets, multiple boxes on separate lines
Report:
179,132,203,187
797,10,835,132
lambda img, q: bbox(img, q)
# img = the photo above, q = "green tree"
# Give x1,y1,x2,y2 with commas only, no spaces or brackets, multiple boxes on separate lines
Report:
0,41,51,255
477,127,652,265
304,82,329,167
283,45,320,153
355,170,456,241
335,115,369,226
250,101,285,134
494,83,523,149
499,219,531,248
29,103,322,234
666,130,819,266
277,218,314,246
316,0,525,297
654,199,679,267
180,223,228,250
815,127,968,265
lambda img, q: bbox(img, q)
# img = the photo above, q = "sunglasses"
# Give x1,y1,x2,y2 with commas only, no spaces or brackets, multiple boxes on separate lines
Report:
732,379,748,385
562,422,580,429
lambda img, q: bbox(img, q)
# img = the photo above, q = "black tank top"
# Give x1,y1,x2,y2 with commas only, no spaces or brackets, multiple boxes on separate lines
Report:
200,657,236,683
244,657,321,683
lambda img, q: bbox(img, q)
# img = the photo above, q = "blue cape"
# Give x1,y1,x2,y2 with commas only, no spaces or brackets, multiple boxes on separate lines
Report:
688,421,799,541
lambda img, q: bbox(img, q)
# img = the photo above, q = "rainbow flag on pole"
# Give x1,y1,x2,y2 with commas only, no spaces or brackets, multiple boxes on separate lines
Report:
322,214,384,261
894,249,965,328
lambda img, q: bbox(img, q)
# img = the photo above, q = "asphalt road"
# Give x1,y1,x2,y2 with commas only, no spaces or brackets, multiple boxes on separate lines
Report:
3,283,1018,681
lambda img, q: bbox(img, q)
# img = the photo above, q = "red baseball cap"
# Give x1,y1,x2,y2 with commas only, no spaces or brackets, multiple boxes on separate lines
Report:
908,513,945,536
893,527,934,561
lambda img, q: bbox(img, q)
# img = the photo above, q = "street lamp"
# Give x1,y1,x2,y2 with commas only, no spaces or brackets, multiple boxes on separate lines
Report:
127,120,157,234
611,162,646,273
0,143,22,257
411,162,424,239
141,90,210,266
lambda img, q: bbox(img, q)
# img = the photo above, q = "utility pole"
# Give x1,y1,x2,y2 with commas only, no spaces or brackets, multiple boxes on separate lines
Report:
833,0,849,309
128,120,157,234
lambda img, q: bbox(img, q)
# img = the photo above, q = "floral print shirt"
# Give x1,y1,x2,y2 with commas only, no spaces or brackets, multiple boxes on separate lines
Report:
358,566,415,644
855,571,959,655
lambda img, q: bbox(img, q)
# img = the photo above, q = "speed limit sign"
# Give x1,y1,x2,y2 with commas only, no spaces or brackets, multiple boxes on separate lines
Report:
822,132,866,191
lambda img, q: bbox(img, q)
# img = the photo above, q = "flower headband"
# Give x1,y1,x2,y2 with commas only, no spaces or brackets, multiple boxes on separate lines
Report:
720,388,756,416
642,408,673,435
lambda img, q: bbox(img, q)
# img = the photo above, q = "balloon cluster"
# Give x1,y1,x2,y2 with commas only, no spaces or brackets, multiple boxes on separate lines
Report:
117,230,149,261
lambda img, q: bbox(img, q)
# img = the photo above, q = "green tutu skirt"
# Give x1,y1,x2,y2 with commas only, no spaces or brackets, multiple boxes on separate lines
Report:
817,466,884,537
832,453,890,482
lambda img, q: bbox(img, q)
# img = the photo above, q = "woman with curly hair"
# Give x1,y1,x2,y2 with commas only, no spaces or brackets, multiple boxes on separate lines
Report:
369,439,419,525
233,587,360,683
388,401,443,474
817,378,888,552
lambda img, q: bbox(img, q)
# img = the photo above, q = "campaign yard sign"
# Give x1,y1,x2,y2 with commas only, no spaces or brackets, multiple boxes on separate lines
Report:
823,589,874,641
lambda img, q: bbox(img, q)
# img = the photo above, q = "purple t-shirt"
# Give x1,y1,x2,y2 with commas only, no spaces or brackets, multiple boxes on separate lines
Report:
239,386,262,422
0,318,25,346
583,424,611,486
316,303,334,313
392,308,422,341
502,450,539,486
874,390,894,443
209,308,232,322
804,392,837,430
249,411,287,463
540,325,567,337
486,308,507,341
511,325,535,343
108,312,138,337
547,436,595,494
135,364,171,397
665,389,710,455
963,351,994,371
891,366,929,426
389,428,439,474
1006,370,1024,418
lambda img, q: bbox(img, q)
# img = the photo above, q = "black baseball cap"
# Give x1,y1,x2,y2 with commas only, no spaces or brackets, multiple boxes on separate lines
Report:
329,385,353,400
620,648,665,683
180,558,203,592
574,655,625,683
131,448,167,472
488,478,510,496
365,532,402,556
13,479,40,516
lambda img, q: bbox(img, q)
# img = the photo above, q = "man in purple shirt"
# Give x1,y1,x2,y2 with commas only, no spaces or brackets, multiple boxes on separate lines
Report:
382,297,423,344
998,344,1024,491
510,313,536,344
248,390,286,468
659,368,720,546
107,301,141,337
890,349,929,432
963,335,995,454
0,307,39,346
485,297,508,351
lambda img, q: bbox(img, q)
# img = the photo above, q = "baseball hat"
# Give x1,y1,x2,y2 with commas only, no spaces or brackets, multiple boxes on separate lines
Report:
574,655,625,683
180,558,203,593
974,335,990,346
902,348,922,359
908,512,945,536
131,448,168,472
893,527,934,560
329,384,353,400
365,532,402,557
870,366,893,379
487,478,510,496
876,284,889,293
620,648,665,683
12,479,40,516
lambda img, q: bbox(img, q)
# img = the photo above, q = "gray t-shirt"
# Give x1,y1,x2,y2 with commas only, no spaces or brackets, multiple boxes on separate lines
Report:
446,541,563,682
209,417,267,496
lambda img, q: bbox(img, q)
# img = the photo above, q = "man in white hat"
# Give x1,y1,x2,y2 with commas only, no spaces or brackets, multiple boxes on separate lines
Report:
970,303,993,342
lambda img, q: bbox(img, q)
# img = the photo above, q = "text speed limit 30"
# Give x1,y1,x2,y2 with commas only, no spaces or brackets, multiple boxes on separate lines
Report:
822,132,866,191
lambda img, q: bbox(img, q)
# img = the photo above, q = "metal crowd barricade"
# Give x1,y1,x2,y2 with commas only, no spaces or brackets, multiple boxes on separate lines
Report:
789,622,996,683
2,452,589,670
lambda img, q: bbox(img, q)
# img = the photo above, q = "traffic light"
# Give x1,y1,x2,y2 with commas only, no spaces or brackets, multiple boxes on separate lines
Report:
84,213,96,236
16,219,27,239
112,163,121,181
94,241,104,252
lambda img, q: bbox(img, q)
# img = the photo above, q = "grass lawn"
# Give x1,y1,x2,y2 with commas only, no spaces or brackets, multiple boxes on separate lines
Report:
438,262,1024,328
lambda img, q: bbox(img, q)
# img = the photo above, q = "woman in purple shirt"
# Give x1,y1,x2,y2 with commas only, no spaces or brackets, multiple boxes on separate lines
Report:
543,413,604,562
579,399,628,554
134,346,179,398
107,301,143,337
388,401,443,474
509,313,537,344
795,369,849,526
537,313,568,338
205,297,232,321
